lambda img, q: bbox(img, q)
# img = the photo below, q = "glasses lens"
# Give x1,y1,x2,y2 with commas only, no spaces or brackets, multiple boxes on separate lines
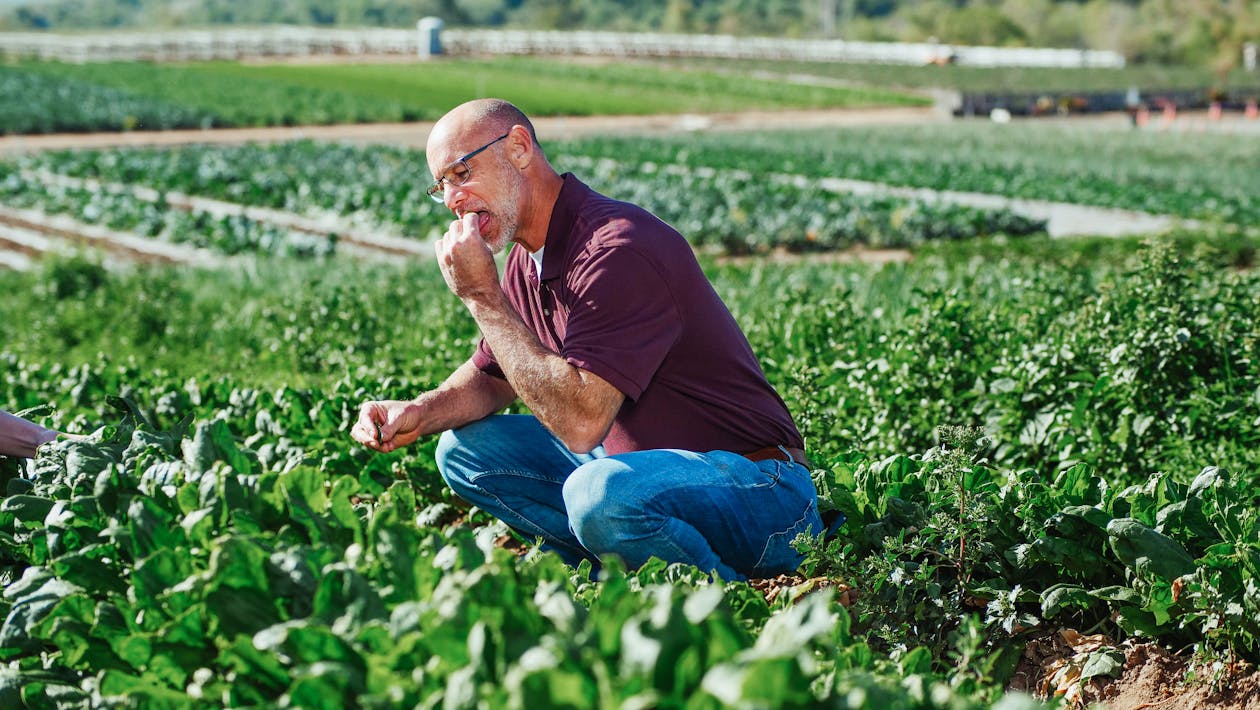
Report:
427,160,474,203
448,162,472,186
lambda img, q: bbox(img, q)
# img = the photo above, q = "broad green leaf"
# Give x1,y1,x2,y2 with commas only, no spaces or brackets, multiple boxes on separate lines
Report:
51,544,126,595
207,536,269,592
898,646,933,675
109,631,152,670
126,496,185,560
98,669,192,708
1088,585,1142,604
218,636,290,692
285,661,357,709
1106,518,1196,582
0,571,84,657
1078,650,1128,680
132,548,193,603
1040,584,1093,618
1,495,55,527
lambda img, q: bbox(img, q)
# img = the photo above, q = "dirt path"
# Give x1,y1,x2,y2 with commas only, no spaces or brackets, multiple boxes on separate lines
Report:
0,204,221,267
810,176,1200,238
27,169,430,258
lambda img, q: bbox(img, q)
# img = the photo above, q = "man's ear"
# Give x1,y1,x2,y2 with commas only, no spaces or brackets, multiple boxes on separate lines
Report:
508,125,533,169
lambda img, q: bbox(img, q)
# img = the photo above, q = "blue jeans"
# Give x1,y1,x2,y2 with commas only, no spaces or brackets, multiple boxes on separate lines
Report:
435,414,822,581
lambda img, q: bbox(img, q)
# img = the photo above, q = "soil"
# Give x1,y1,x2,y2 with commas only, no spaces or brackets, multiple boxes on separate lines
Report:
1009,627,1260,709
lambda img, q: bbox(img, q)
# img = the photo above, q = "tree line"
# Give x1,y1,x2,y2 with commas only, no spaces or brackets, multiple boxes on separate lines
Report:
3,0,1258,70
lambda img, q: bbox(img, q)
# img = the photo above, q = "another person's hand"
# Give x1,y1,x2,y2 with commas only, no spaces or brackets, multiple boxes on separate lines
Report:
351,400,423,454
0,410,65,459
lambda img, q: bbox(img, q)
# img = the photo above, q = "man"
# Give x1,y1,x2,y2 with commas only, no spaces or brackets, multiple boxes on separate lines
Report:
351,98,821,581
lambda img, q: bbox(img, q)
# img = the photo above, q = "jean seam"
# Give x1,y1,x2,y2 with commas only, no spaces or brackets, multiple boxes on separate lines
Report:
580,503,730,573
759,459,785,483
455,475,559,544
752,499,815,573
466,466,567,485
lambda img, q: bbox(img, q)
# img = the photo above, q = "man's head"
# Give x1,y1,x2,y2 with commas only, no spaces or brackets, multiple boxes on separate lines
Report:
426,98,558,252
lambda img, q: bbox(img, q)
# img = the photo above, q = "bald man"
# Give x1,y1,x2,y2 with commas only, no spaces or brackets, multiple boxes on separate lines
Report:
351,98,821,581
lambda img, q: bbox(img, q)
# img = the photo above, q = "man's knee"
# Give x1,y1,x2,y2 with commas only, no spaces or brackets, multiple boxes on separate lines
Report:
435,427,483,495
434,428,459,473
563,458,637,546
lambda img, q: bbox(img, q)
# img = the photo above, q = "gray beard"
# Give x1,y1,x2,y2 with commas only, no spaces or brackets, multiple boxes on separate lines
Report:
485,220,515,254
487,173,523,254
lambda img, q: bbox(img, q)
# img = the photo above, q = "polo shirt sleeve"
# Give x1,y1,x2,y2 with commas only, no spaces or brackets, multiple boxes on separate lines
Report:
472,342,503,378
560,245,680,402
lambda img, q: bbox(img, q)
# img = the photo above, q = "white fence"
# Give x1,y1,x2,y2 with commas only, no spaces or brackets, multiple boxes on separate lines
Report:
0,28,417,62
442,29,1125,68
0,27,1126,68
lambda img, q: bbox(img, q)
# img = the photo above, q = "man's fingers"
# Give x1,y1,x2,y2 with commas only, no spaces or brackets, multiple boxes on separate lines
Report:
351,421,377,448
352,405,386,448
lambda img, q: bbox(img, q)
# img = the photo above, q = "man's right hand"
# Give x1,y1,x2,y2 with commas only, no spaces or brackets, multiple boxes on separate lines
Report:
351,400,423,453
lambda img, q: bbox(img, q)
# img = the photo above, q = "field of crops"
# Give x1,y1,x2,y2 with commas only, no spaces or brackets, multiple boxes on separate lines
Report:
654,57,1260,95
0,138,1054,261
2,84,1260,708
2,234,1258,706
0,58,929,135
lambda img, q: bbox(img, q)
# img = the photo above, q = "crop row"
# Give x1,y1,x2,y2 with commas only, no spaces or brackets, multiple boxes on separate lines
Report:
569,157,1044,252
8,142,1045,256
0,70,214,135
561,125,1260,226
2,393,1253,708
8,143,431,239
2,238,1258,706
0,168,334,258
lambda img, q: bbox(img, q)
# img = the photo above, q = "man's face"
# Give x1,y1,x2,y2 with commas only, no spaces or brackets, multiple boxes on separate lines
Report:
427,129,523,254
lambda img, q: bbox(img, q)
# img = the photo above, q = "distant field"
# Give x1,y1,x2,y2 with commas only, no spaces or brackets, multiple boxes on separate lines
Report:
650,56,1260,94
1,57,929,134
11,54,1256,137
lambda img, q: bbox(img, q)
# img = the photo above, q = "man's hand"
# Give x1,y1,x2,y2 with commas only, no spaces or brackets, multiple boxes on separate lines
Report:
351,400,424,453
436,213,501,302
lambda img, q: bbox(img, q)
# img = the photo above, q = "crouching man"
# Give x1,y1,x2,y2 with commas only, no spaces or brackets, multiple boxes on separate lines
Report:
351,98,821,580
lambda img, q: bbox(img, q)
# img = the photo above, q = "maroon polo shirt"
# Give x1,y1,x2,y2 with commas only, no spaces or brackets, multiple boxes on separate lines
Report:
472,174,802,456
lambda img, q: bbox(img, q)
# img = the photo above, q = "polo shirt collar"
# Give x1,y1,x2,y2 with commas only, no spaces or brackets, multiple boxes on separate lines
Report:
538,173,587,282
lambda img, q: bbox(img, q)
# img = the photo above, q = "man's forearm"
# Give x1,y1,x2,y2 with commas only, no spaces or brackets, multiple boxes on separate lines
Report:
415,360,518,436
463,291,617,451
0,411,58,458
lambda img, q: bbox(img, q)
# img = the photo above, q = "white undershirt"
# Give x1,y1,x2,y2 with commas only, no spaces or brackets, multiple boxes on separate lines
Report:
528,247,545,280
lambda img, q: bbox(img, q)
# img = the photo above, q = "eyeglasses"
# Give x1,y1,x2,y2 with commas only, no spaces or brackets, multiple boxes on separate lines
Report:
426,132,510,203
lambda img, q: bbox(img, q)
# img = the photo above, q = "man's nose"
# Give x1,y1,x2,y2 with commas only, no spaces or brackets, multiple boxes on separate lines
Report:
444,183,470,211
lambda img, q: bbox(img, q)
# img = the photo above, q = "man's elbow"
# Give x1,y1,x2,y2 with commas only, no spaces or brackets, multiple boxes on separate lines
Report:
560,431,602,455
557,417,611,455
